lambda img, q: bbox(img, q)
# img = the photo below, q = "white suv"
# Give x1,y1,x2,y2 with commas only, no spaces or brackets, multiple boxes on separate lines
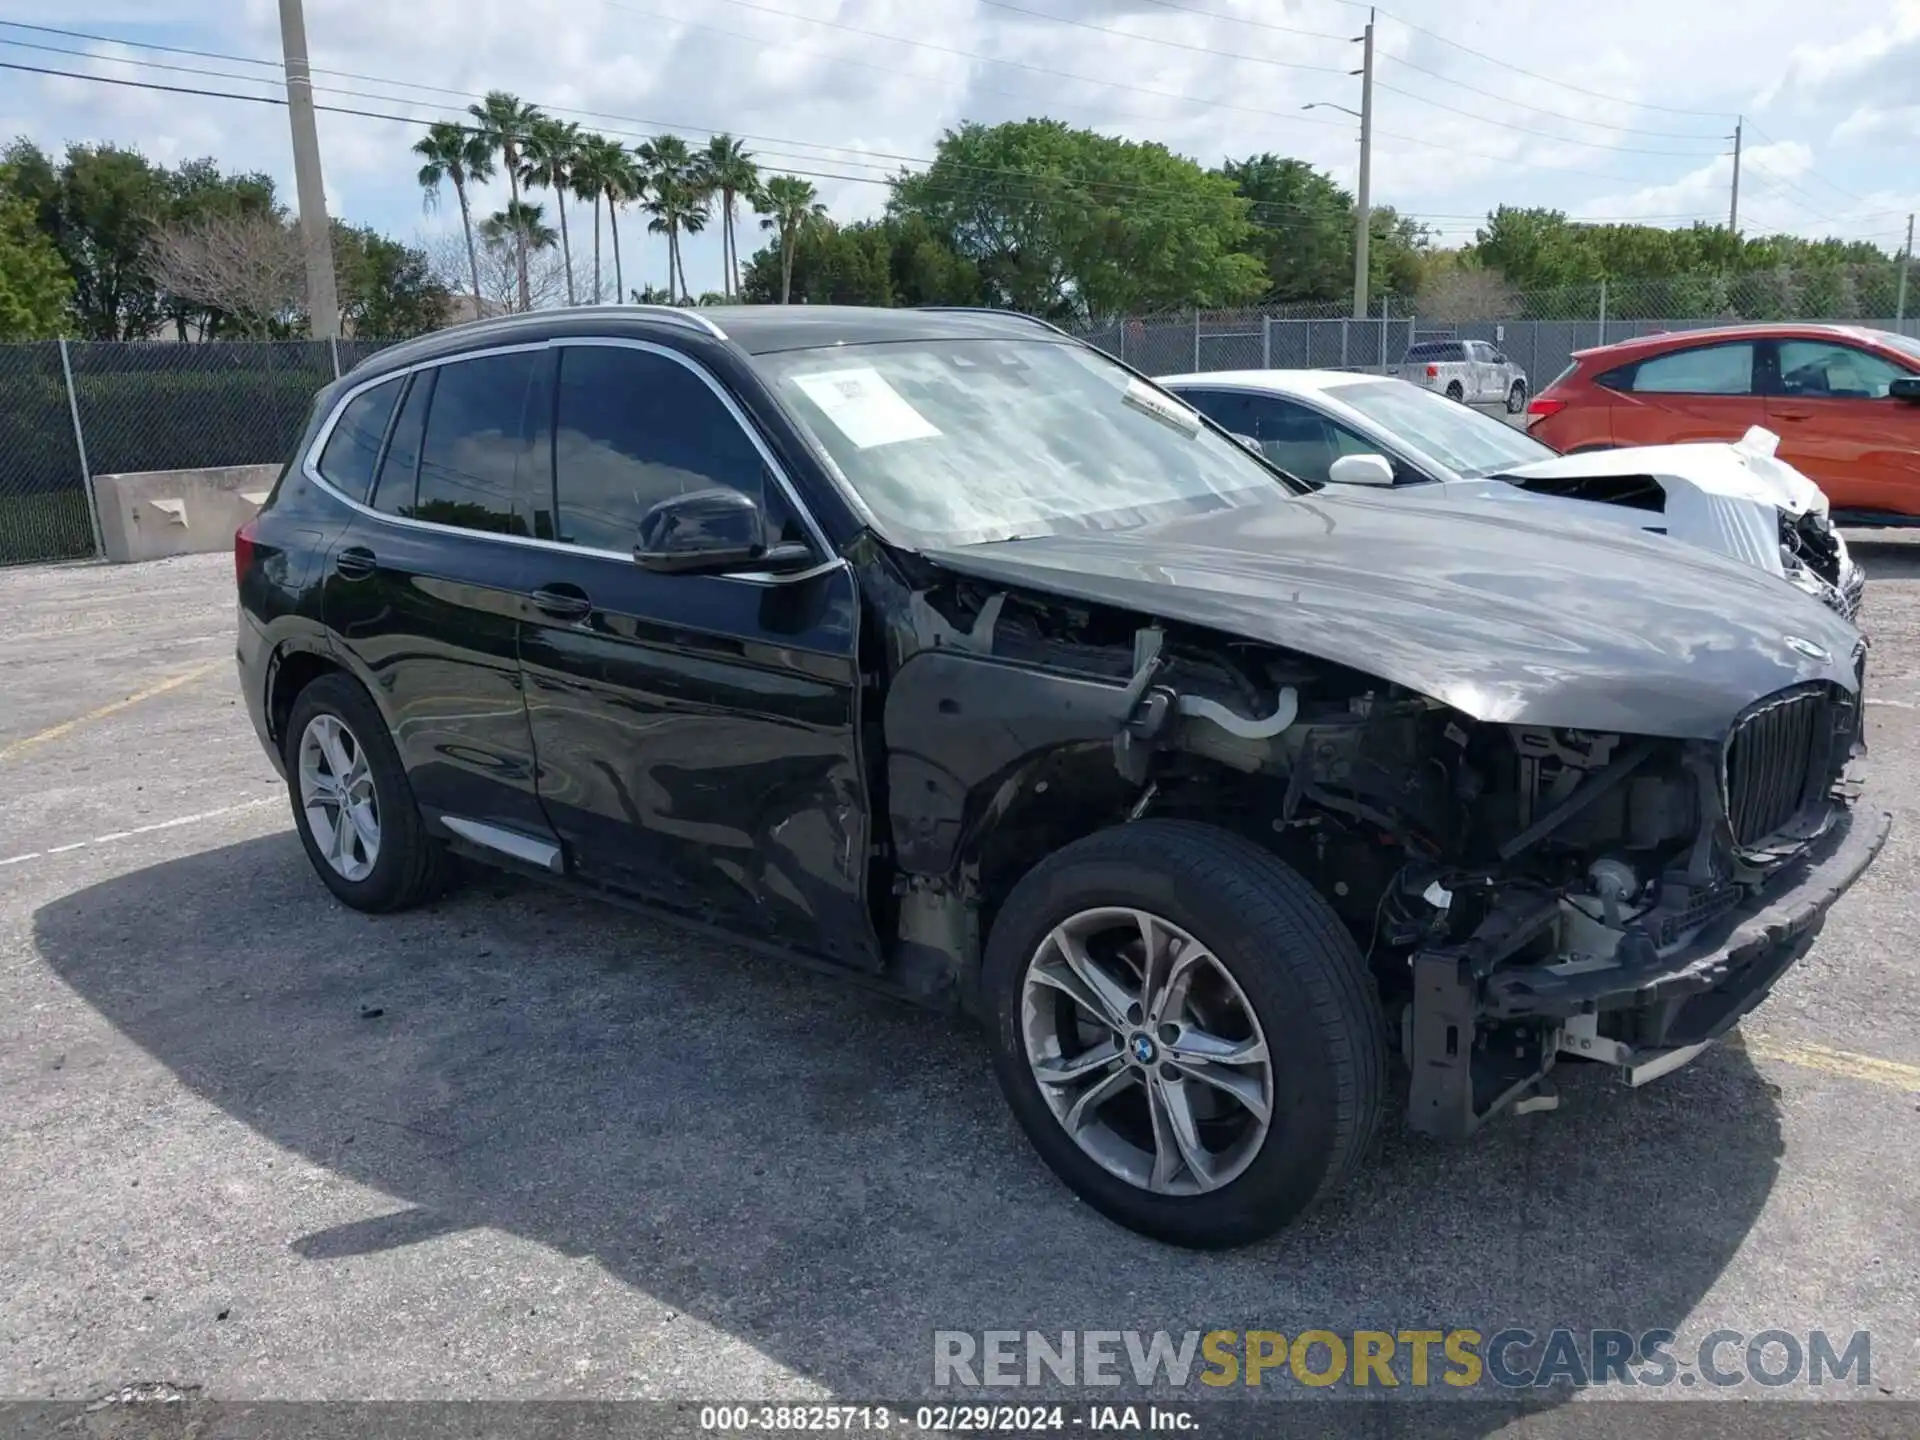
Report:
1397,338,1528,412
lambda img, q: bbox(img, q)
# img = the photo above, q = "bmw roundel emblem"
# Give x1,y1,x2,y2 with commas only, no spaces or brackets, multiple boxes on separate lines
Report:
1131,1034,1157,1064
1784,635,1830,663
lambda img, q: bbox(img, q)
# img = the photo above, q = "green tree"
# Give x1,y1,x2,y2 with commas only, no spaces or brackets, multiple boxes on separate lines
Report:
413,120,495,319
156,158,284,338
333,223,450,337
481,199,557,262
756,174,827,305
637,134,706,301
700,133,759,300
522,117,583,306
468,92,542,312
1218,153,1351,303
0,196,71,339
891,120,1264,323
1,139,169,338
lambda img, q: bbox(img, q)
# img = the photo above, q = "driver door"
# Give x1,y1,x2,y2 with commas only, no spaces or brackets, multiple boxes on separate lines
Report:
514,338,878,970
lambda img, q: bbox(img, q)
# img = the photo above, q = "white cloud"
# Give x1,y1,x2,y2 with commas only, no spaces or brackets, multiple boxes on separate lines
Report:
2,0,1914,297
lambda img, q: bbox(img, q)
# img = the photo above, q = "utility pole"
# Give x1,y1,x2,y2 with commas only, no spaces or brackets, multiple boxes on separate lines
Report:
1352,8,1376,321
279,0,340,339
1728,115,1743,236
1897,212,1914,326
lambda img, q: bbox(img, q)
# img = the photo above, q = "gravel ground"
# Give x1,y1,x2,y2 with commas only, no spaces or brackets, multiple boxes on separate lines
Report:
1,540,1917,1416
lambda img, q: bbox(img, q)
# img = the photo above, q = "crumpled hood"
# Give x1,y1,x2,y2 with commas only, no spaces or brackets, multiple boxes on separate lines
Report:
1498,427,1829,518
923,486,1864,739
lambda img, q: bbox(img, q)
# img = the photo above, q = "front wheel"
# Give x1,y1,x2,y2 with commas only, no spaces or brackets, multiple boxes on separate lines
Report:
981,821,1388,1248
1506,380,1528,413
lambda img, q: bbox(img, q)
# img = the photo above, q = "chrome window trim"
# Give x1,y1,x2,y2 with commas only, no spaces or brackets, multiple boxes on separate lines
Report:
299,335,844,588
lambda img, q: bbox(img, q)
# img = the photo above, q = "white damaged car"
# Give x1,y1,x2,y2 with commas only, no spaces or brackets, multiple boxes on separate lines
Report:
1156,369,1864,621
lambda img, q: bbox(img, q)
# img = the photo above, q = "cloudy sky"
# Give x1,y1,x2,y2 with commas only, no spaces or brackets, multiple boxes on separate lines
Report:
1,0,1916,297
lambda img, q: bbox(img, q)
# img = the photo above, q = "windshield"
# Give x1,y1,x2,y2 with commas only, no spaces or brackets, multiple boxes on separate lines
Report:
1869,329,1920,365
755,339,1292,548
1323,379,1557,479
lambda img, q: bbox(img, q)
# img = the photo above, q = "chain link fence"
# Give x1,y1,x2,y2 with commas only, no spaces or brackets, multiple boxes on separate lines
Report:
3,272,1917,566
1077,281,1919,401
0,338,401,567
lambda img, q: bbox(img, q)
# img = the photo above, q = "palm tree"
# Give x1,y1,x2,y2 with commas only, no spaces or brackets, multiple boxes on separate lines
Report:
480,201,557,309
413,121,495,319
636,134,709,302
699,134,759,300
571,134,636,303
468,91,542,311
521,117,583,306
757,175,827,305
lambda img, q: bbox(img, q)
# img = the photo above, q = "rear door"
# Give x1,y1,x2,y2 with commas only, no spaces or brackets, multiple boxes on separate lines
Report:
1605,339,1768,448
1763,337,1920,516
1465,342,1496,402
515,338,876,968
319,347,554,846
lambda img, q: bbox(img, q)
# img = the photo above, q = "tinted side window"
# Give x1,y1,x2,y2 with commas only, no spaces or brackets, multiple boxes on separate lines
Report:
414,352,537,534
1628,343,1755,395
550,345,767,552
316,379,400,503
1171,388,1257,436
370,370,432,517
1777,340,1909,399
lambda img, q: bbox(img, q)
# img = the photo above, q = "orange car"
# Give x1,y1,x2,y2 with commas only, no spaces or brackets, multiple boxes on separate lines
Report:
1526,323,1920,522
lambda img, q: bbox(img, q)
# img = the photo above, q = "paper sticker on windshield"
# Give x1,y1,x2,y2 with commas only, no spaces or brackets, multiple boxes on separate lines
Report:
792,367,943,449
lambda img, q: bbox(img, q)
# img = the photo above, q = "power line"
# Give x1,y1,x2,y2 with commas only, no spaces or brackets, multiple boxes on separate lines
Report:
970,0,1350,74
1743,121,1873,206
1370,79,1725,157
0,12,1684,192
0,51,1753,235
1373,52,1729,140
621,0,1691,185
1368,7,1737,118
1090,0,1352,43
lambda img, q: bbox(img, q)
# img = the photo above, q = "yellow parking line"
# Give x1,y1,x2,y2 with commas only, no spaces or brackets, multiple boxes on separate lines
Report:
0,658,226,762
1739,1033,1920,1093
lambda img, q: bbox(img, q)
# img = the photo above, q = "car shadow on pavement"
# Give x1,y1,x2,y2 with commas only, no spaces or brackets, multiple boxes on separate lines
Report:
34,832,1787,1415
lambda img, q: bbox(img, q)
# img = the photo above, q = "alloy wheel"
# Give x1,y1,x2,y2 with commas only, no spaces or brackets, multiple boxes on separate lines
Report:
297,713,380,882
1019,907,1274,1196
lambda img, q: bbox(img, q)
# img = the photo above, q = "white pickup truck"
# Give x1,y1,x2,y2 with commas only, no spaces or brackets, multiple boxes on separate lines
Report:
1396,338,1529,412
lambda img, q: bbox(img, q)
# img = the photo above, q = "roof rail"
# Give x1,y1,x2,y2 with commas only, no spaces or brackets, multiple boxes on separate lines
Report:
621,303,728,339
914,306,1073,339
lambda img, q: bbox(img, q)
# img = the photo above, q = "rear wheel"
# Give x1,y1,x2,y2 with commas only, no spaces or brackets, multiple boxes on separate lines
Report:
1444,381,1465,402
982,821,1387,1248
285,673,452,913
1506,380,1528,413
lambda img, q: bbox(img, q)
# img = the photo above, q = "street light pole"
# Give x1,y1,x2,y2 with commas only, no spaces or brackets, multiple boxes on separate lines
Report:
1728,115,1743,236
1352,9,1376,321
278,0,340,339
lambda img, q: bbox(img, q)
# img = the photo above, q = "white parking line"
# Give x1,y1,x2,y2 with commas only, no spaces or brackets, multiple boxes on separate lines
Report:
0,797,284,869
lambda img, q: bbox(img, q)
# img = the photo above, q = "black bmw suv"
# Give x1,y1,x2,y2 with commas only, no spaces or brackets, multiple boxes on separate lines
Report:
238,304,1888,1247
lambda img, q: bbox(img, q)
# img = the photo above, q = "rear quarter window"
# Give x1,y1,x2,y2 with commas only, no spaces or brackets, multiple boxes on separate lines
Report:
315,378,401,503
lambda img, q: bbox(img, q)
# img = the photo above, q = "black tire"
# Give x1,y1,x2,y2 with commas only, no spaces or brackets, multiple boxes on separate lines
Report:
1506,380,1528,414
1444,381,1465,402
284,672,453,913
981,820,1388,1248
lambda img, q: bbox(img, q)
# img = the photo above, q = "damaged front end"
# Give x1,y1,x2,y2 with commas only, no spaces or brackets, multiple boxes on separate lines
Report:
1127,647,1891,1139
875,543,1888,1140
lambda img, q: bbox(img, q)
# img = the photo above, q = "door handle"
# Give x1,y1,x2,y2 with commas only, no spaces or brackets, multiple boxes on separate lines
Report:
530,586,593,620
1775,410,1812,421
334,545,375,579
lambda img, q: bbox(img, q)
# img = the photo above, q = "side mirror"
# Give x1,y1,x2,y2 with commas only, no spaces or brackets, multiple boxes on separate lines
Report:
635,487,810,575
1327,453,1396,487
1890,376,1920,403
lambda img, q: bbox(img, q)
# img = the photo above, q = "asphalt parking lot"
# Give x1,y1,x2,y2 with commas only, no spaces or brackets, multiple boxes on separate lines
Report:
2,541,1918,1413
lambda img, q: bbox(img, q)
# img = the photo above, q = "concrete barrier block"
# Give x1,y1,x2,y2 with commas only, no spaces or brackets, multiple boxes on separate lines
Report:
91,464,283,563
